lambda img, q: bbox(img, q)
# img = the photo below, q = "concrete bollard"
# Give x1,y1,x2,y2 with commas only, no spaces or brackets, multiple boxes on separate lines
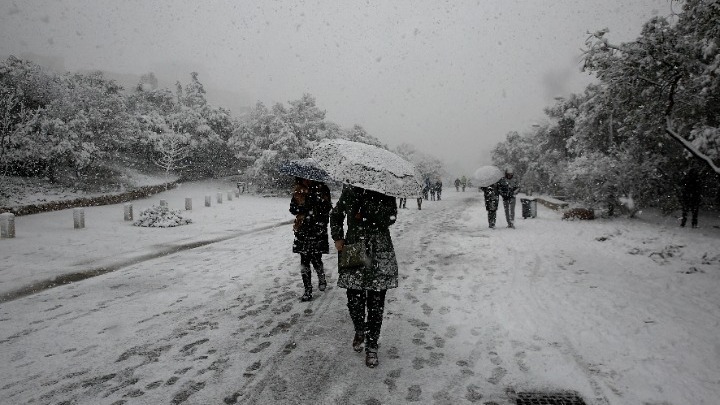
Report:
227,191,233,201
73,208,85,229
217,192,223,204
160,199,168,207
124,203,133,221
1,212,15,238
205,195,211,207
185,197,192,210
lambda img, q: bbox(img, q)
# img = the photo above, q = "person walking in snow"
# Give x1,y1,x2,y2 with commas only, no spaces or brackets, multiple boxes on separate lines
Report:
290,177,332,301
679,167,702,228
498,167,519,228
330,185,399,368
435,179,443,200
480,181,500,228
397,197,407,209
461,175,467,192
454,178,461,192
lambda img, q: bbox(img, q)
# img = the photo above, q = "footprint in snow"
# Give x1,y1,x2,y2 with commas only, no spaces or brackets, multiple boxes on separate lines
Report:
406,385,422,402
249,342,271,353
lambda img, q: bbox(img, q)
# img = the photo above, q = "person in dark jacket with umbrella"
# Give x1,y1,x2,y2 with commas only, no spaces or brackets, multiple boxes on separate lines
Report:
480,181,500,228
290,177,332,301
330,185,398,368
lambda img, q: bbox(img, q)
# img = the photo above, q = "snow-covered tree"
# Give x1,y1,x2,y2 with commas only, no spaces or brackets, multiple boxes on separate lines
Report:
340,124,385,147
228,94,336,190
149,124,190,186
395,143,445,181
583,0,720,175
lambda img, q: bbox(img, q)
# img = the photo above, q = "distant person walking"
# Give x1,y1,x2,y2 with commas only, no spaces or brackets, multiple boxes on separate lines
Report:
397,197,407,209
435,179,442,200
679,168,702,228
461,176,467,192
454,178,461,192
290,177,332,301
498,168,519,228
480,181,500,228
331,185,399,368
423,178,431,200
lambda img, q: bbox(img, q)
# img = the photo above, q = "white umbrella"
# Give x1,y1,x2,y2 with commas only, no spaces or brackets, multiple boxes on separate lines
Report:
311,139,423,198
473,165,504,187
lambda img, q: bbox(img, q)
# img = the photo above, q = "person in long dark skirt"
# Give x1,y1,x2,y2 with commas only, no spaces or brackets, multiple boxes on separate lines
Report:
480,181,500,228
290,177,332,301
330,185,399,368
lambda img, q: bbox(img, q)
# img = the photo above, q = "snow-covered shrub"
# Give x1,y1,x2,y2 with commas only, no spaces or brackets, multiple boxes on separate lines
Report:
133,205,191,228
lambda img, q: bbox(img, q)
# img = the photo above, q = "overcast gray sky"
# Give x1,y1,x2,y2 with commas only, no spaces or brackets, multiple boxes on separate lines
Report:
0,0,672,175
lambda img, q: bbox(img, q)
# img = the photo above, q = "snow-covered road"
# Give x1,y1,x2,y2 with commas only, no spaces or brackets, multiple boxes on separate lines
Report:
1,188,718,404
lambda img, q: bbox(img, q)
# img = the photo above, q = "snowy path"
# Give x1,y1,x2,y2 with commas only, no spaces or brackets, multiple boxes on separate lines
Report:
1,190,719,404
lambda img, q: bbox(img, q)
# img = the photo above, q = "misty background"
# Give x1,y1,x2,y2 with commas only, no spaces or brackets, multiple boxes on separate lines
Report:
1,0,670,175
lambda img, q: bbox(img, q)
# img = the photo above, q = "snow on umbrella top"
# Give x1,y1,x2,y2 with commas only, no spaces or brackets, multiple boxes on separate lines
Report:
473,165,504,187
311,139,423,198
278,158,333,182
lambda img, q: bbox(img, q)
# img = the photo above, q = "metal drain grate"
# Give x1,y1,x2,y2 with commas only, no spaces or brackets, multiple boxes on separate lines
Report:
515,391,587,405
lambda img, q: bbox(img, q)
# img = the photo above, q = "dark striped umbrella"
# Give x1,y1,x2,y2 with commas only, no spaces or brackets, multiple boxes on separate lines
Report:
278,158,333,182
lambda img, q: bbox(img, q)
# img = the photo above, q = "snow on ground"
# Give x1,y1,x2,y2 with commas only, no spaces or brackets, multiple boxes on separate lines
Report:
0,185,719,404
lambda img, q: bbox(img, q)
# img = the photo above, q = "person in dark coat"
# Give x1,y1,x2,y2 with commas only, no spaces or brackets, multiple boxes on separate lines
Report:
498,167,519,228
480,181,500,228
680,168,702,228
290,177,332,301
454,178,461,191
435,179,443,200
330,185,398,368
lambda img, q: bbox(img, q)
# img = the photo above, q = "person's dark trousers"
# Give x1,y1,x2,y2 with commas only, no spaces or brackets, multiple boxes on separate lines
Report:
437,191,441,200
502,197,516,226
681,203,700,227
488,209,496,228
346,289,387,352
300,253,326,287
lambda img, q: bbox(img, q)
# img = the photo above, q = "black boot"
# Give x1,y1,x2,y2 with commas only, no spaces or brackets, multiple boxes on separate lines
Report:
317,267,327,292
365,350,379,368
352,331,364,352
300,273,312,302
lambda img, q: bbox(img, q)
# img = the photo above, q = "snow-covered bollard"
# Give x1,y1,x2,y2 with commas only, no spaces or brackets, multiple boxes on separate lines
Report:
227,191,233,201
205,195,211,207
217,192,223,204
234,189,240,198
185,198,192,211
73,208,85,229
124,203,133,221
1,212,15,238
160,199,168,207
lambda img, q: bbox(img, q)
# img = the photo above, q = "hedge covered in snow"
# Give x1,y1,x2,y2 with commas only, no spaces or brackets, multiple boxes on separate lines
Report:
133,205,191,228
